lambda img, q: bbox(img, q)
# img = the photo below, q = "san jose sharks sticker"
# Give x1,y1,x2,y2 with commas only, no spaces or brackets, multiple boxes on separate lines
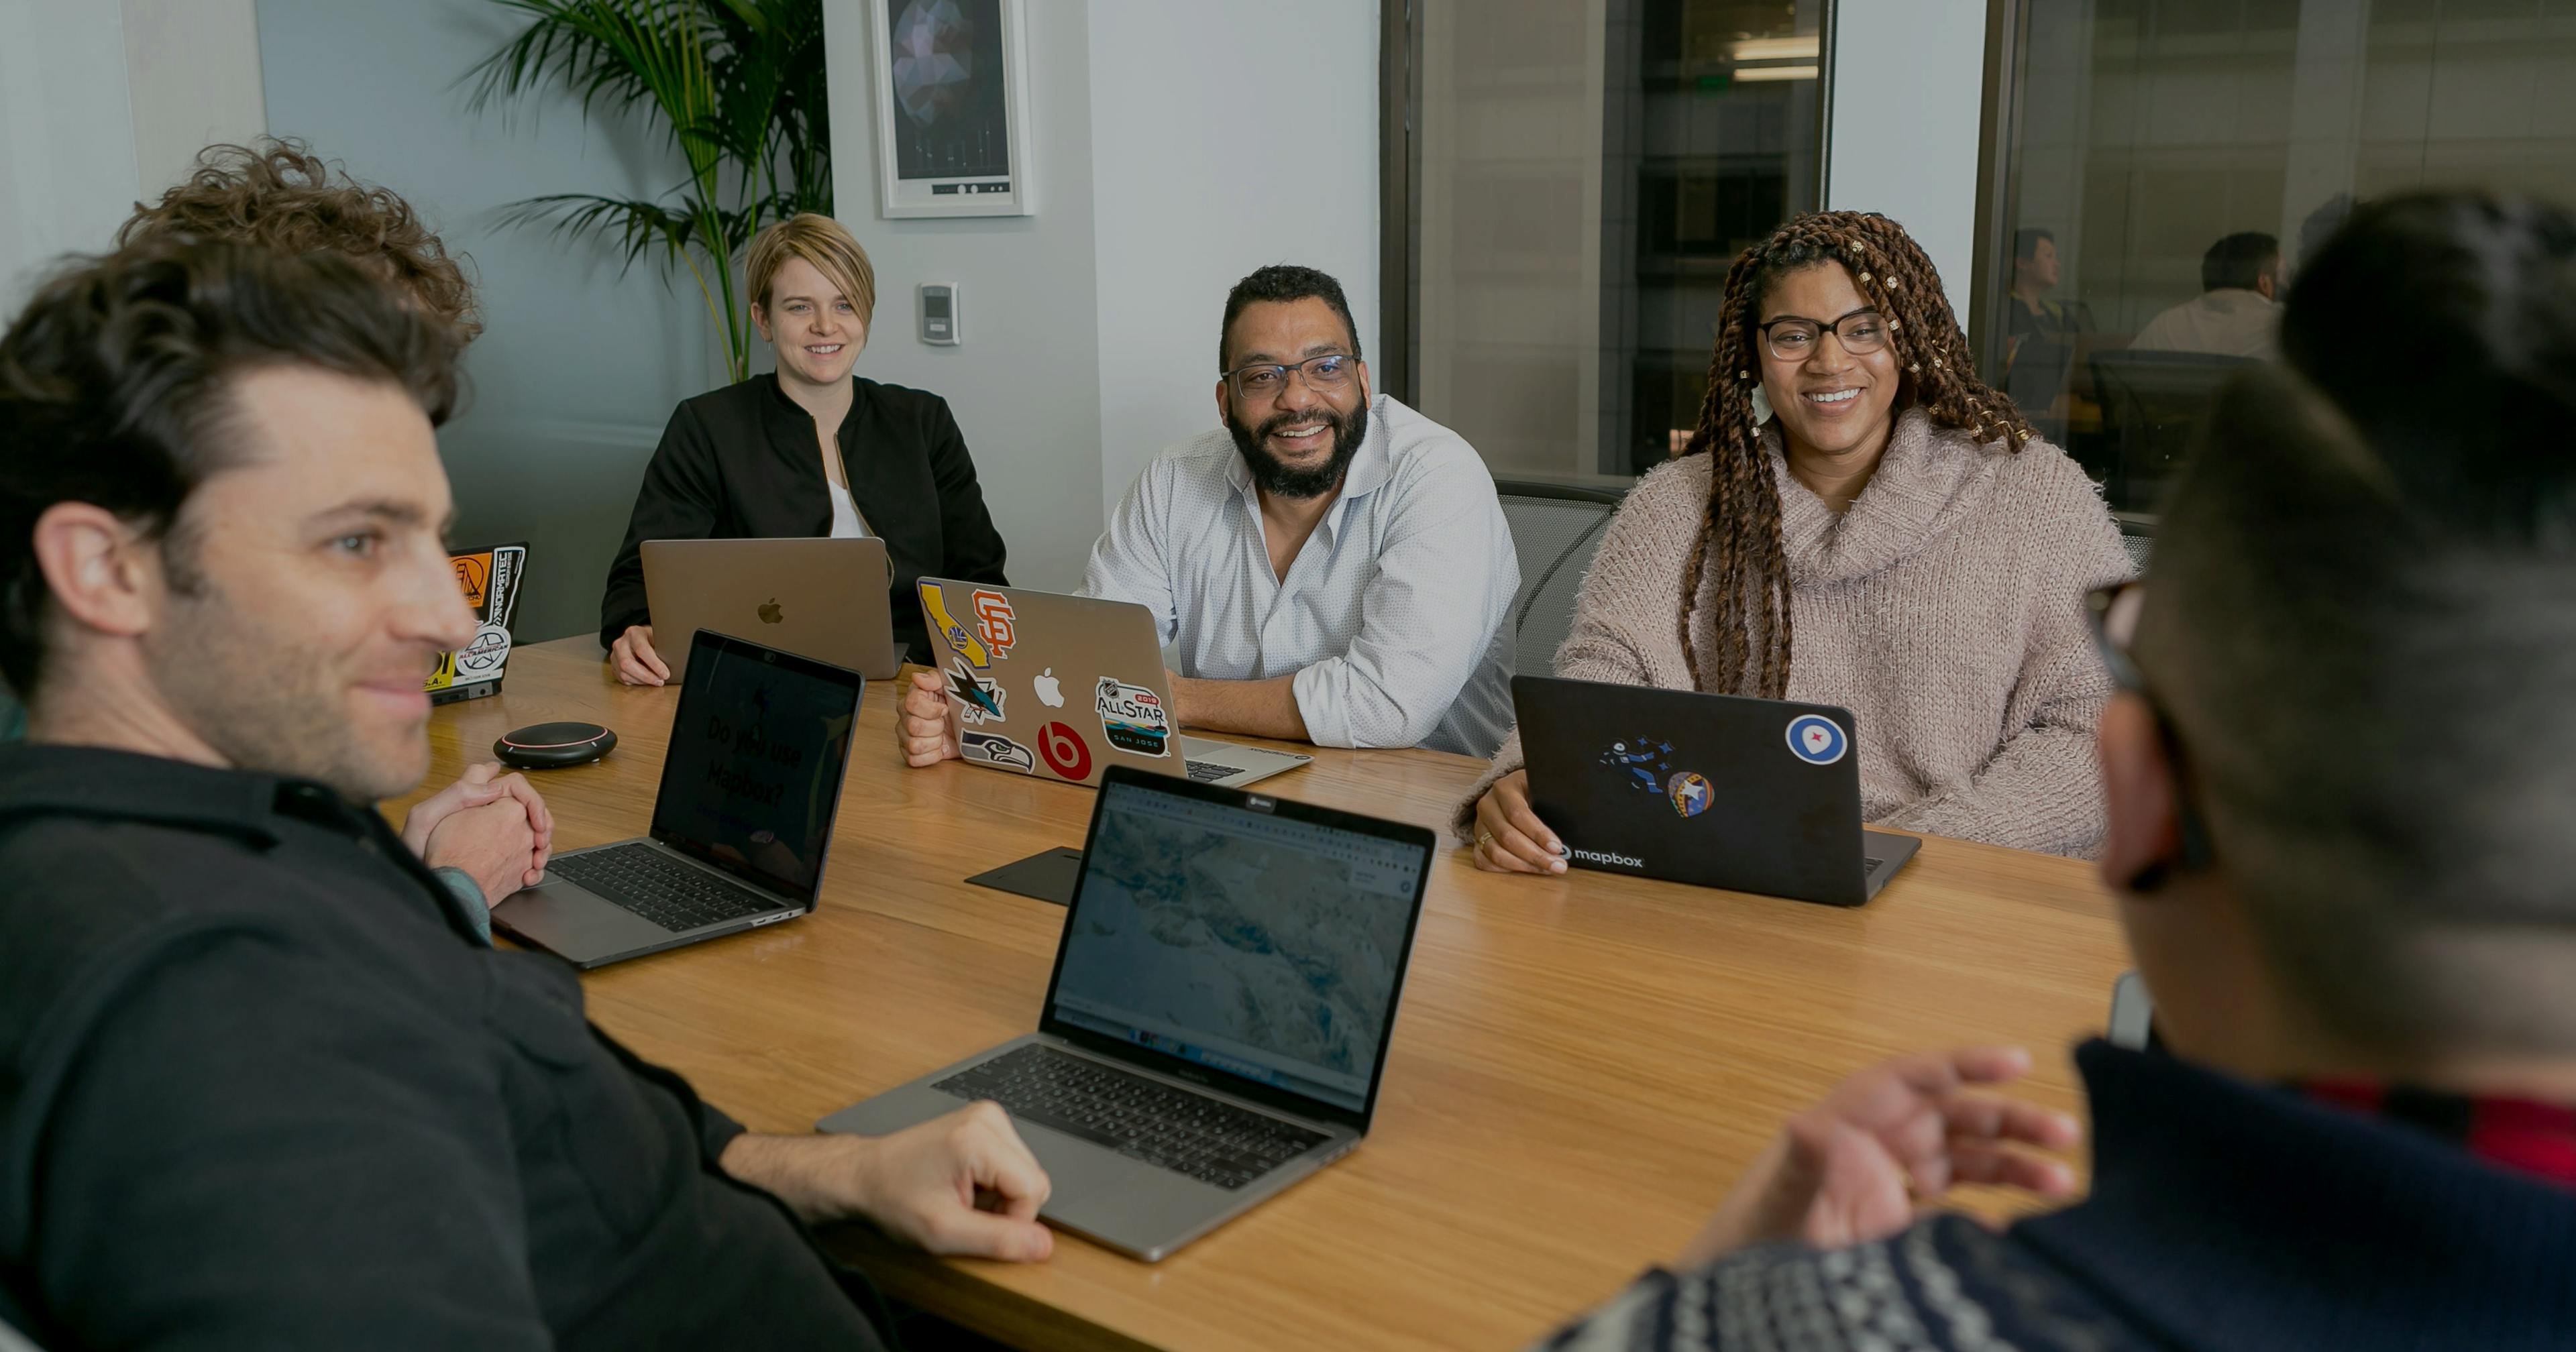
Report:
1095,677,1170,757
961,731,1034,773
1786,714,1848,765
920,582,990,668
947,657,1007,726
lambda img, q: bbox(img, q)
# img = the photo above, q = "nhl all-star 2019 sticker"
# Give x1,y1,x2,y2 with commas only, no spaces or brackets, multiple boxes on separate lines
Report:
1094,677,1171,757
1785,714,1848,766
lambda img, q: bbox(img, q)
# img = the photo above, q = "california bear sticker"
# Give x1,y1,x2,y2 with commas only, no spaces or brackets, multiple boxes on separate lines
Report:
962,731,1034,773
1094,677,1170,757
920,582,990,668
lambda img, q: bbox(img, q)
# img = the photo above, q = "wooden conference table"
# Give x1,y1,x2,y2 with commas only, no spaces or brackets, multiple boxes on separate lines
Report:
397,637,2132,1351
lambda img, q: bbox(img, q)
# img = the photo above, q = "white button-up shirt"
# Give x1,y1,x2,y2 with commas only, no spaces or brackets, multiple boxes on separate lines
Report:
1083,394,1517,758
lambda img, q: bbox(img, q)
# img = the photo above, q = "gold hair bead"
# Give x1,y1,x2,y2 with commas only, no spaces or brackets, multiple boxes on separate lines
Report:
1859,272,1874,284
1888,318,1901,330
1933,356,1945,368
1738,370,1750,380
1886,277,1901,290
1908,363,1921,373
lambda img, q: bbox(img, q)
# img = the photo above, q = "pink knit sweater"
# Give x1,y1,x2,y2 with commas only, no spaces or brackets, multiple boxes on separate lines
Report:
1463,408,2133,858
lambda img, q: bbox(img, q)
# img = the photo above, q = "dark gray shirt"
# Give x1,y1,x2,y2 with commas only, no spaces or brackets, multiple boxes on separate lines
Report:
0,744,885,1350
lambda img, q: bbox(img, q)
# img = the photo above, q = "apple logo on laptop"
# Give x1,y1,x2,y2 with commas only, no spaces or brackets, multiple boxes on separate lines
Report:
1032,667,1065,708
757,598,783,624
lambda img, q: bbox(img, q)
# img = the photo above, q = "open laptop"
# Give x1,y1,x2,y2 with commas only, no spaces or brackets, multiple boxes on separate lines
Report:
641,537,902,681
916,579,1311,789
1512,675,1920,906
491,629,864,968
820,765,1434,1261
426,541,528,706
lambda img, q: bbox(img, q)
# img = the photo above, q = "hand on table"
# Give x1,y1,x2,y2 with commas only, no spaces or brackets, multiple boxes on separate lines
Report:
1470,770,1566,875
403,762,552,887
423,796,545,903
898,669,960,767
847,1102,1054,1261
610,624,668,686
1676,1046,2082,1268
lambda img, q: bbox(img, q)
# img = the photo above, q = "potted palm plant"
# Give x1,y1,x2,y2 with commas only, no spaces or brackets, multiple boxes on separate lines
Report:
464,0,832,382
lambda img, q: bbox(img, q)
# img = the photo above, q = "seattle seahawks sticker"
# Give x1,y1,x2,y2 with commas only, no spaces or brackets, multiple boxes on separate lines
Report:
1095,677,1171,757
961,731,1034,773
1785,714,1848,765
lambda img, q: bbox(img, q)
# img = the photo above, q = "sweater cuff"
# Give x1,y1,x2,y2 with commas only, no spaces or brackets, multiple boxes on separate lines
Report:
697,1100,749,1168
431,866,494,945
1452,730,1527,840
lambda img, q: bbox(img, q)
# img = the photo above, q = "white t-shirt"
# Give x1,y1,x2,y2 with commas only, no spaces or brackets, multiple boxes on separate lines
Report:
826,478,869,538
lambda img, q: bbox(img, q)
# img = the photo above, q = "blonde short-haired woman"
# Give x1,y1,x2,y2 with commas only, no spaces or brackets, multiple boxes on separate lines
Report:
602,213,1009,682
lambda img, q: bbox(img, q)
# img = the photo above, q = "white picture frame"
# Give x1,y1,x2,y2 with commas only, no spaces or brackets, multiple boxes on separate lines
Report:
867,0,1034,219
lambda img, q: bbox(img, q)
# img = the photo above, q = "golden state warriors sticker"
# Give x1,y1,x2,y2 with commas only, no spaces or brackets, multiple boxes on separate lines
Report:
920,582,990,668
1786,714,1847,765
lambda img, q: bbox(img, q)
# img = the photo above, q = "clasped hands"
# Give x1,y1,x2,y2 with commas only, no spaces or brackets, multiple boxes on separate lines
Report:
400,761,554,903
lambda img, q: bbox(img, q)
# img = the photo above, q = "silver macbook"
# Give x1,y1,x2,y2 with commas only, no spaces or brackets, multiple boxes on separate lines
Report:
820,765,1435,1261
915,579,1311,789
491,630,863,968
642,537,902,681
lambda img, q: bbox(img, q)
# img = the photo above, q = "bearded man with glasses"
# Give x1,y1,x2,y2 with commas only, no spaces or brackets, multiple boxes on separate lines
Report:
1529,192,2576,1351
897,264,1518,763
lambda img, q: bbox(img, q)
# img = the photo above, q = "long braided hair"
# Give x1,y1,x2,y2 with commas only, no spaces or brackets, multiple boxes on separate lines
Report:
1676,211,2034,697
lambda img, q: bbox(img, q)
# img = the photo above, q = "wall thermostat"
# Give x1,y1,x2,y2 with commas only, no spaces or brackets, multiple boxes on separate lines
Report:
920,282,960,345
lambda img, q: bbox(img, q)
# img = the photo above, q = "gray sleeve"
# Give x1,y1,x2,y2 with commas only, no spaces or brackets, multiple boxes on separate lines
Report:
1081,458,1179,645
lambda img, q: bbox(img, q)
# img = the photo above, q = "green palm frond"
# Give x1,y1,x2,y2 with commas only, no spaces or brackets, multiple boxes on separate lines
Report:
465,0,831,382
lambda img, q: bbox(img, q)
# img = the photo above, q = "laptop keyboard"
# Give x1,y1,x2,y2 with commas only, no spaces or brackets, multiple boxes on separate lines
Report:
934,1044,1328,1190
545,843,784,933
1184,759,1236,783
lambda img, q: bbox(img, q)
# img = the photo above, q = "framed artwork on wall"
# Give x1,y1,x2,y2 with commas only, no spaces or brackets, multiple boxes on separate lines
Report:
867,0,1034,218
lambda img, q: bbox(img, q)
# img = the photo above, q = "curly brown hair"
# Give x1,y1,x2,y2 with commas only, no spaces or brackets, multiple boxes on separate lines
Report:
117,139,480,343
1676,211,2033,697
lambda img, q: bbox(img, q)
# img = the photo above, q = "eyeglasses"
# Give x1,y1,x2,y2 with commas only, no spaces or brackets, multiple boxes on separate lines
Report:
1758,311,1890,363
2085,578,2216,879
1226,352,1356,400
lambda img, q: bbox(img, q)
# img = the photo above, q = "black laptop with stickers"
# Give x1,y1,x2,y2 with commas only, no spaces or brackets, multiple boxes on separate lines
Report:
1510,675,1919,906
426,542,529,706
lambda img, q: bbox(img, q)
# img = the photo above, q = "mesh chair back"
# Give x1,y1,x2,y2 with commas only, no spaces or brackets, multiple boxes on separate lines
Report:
1495,482,1627,680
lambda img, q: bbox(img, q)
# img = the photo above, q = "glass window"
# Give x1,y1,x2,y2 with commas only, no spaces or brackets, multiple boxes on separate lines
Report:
1981,0,2576,516
1402,0,1828,479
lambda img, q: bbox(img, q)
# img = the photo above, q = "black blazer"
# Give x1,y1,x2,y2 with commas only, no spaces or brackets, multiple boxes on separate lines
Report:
600,374,1009,663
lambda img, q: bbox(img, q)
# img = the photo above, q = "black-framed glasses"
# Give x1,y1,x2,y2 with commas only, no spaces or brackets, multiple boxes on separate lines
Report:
2086,579,2215,879
1758,311,1890,362
1225,352,1356,400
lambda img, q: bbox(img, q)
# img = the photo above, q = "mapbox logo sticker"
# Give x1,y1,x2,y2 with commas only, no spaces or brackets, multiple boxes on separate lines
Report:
920,582,990,668
1570,847,1646,870
1095,677,1171,758
962,731,1034,773
1786,714,1847,766
971,589,1016,661
1037,722,1092,779
947,657,1007,726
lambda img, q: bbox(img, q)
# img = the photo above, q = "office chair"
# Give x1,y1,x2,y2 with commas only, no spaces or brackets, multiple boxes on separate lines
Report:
1494,481,1629,680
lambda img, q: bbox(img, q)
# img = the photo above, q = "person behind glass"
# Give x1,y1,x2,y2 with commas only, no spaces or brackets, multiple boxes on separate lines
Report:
1531,189,2576,1352
2000,227,2093,425
599,213,1007,683
1462,211,2130,872
2131,231,2282,359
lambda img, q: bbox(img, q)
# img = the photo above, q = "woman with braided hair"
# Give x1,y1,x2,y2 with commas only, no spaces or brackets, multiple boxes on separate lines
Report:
1462,211,2131,869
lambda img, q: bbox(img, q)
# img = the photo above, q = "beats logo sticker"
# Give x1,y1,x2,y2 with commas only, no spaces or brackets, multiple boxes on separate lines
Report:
1038,722,1092,779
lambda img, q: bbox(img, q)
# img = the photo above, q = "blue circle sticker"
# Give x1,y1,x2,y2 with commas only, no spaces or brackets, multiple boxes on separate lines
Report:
1785,714,1848,766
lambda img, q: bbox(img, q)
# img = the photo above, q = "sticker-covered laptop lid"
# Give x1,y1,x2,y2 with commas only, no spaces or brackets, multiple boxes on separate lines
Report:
426,543,528,706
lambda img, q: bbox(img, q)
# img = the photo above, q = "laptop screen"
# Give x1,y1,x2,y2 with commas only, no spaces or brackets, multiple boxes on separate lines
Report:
1048,777,1428,1115
650,633,861,901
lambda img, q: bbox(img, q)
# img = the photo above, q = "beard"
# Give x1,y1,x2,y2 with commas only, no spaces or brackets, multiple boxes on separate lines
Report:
1228,398,1369,500
144,569,435,803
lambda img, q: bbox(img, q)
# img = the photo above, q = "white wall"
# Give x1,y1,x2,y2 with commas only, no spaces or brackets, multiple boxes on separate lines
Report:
1824,0,1987,329
0,0,140,311
823,0,1380,589
121,0,268,199
1087,1,1381,524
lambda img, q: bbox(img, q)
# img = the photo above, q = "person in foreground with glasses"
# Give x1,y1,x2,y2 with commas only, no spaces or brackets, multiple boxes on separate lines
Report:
897,264,1517,763
1462,211,2131,870
1531,190,2576,1350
